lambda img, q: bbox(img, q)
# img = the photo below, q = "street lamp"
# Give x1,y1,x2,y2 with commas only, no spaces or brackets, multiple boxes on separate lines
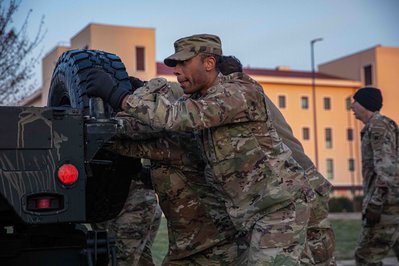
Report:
311,38,323,169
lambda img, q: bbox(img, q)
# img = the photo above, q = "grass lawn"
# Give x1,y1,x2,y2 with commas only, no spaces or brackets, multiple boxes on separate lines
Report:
151,217,365,264
151,217,168,265
330,218,362,260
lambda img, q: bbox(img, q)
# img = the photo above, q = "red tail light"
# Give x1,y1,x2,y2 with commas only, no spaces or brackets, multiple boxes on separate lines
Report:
26,194,63,212
35,198,51,209
57,164,79,185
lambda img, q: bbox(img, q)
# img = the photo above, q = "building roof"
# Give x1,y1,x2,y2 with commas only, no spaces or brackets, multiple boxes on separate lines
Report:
243,67,348,80
156,62,349,80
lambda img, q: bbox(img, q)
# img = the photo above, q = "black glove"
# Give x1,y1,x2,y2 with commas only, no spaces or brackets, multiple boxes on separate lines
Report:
86,68,130,109
364,204,383,227
129,76,145,91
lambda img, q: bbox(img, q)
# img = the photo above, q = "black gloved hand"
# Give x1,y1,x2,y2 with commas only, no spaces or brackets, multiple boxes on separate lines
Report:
129,76,145,91
364,204,382,227
86,68,130,109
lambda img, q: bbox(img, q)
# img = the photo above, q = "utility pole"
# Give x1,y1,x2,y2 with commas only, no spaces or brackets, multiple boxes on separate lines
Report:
311,38,323,169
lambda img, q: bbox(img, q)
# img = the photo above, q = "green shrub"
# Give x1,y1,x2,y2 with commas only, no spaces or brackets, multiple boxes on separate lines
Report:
329,196,354,212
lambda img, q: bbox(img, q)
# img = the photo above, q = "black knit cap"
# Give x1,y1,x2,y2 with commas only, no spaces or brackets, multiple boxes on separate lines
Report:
353,87,383,112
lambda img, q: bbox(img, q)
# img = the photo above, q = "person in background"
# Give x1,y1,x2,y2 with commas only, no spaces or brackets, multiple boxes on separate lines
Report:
351,87,399,265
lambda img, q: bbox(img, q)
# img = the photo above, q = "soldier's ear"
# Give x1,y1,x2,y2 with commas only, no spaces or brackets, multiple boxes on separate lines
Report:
204,56,217,72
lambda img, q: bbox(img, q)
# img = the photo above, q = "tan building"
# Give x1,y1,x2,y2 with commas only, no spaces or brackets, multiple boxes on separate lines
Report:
28,23,399,196
319,45,399,124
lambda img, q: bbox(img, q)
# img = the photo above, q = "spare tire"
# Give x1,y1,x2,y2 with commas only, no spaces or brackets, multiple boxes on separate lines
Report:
48,49,131,115
48,49,142,222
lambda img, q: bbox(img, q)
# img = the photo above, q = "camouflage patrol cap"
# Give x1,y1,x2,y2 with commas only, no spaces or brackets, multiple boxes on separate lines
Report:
164,34,222,67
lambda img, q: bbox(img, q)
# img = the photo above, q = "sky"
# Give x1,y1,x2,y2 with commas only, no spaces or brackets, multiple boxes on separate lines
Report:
13,0,399,87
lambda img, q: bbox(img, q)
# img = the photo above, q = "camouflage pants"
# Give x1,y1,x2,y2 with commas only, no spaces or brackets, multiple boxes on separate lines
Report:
307,193,336,266
163,238,248,266
248,198,312,266
355,223,399,266
98,181,161,266
307,168,336,266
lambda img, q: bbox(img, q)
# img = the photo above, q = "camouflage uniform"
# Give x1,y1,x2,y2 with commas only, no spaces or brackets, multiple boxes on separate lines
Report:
217,55,334,265
123,73,315,264
112,82,247,265
94,84,167,266
264,94,336,266
97,177,161,266
355,112,399,265
95,84,166,266
114,131,247,265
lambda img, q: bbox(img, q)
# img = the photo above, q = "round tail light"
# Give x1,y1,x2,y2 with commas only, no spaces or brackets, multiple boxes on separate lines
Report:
57,164,79,185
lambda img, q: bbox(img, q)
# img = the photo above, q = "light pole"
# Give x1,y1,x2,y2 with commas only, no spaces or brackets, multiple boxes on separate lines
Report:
311,38,323,169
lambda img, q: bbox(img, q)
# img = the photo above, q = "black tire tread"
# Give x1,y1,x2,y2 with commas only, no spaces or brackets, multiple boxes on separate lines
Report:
48,49,131,113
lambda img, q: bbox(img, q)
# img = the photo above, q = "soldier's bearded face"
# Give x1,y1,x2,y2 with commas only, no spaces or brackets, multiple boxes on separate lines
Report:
174,55,213,95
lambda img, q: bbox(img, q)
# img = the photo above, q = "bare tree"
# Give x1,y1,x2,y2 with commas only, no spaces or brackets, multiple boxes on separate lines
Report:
0,0,45,105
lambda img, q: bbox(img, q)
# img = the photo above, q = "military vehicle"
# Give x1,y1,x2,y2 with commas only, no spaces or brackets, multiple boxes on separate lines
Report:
0,50,142,265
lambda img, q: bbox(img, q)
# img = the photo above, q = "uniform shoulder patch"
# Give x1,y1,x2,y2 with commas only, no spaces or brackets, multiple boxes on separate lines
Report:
370,126,385,144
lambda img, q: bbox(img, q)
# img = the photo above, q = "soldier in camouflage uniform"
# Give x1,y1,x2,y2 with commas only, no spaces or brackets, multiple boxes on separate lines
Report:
104,81,247,264
87,33,315,265
113,127,247,265
89,76,243,265
218,55,336,266
351,87,399,265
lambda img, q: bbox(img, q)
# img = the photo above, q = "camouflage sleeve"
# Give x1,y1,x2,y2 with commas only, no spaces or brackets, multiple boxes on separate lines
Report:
124,81,266,131
114,112,163,140
368,120,398,206
114,80,186,139
110,136,185,162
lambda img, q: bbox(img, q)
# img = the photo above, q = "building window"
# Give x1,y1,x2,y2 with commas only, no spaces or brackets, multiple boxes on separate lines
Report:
136,46,145,71
345,97,351,111
302,127,310,140
364,65,373,85
301,96,309,109
347,128,353,141
326,159,334,179
348,158,355,172
325,128,332,148
323,97,331,110
278,95,286,108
